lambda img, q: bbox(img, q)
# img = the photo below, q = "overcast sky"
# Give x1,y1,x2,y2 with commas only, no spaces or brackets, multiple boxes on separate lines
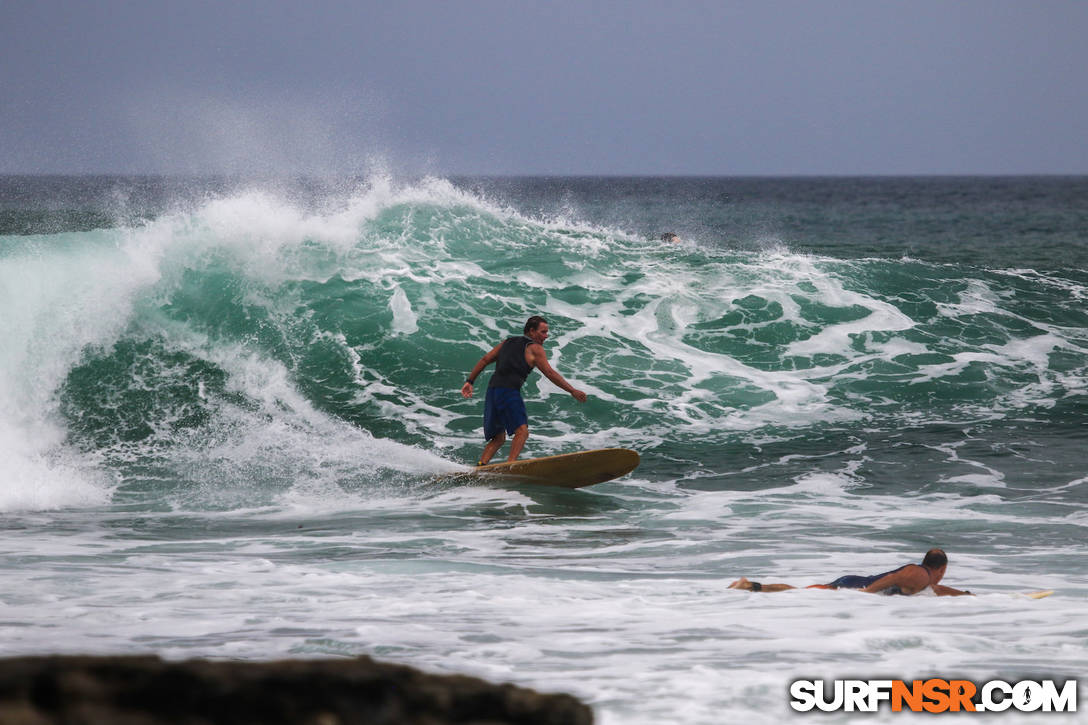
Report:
2,0,1086,175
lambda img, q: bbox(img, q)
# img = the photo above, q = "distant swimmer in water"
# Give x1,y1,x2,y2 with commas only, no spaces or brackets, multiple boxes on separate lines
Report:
461,315,587,465
660,232,681,243
728,548,972,596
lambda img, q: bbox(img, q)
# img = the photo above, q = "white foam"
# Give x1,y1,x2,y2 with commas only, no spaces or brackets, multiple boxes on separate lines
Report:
0,427,112,511
388,284,419,335
936,278,1003,317
1,519,1081,725
157,337,456,510
0,233,156,512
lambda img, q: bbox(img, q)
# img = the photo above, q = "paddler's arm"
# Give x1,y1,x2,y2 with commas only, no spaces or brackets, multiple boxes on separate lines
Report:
461,343,503,398
528,344,587,402
931,583,973,596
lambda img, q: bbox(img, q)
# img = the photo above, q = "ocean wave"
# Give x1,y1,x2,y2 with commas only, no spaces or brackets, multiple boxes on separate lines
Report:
1,177,1085,512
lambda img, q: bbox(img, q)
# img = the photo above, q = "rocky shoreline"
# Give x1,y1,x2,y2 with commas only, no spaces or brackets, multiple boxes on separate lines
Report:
0,654,593,724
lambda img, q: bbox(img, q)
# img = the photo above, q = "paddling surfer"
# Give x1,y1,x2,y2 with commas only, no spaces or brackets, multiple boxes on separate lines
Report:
728,548,973,596
461,315,587,465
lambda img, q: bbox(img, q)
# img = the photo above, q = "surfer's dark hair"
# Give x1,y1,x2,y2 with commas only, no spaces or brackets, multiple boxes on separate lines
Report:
524,316,547,335
922,548,948,570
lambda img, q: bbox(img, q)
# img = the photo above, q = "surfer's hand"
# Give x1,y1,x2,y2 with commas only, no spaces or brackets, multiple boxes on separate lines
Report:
461,382,473,398
571,389,587,403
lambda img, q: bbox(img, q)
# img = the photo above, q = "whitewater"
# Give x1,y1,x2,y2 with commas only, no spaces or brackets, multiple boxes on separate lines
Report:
1,175,1085,723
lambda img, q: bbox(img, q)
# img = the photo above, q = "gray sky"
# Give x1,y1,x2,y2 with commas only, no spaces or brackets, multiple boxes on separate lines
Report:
3,0,1086,175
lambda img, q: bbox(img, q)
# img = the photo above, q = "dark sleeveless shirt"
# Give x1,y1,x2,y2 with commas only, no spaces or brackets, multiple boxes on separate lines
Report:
488,336,534,390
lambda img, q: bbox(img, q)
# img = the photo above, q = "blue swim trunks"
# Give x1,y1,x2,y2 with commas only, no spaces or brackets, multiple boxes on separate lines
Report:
826,564,911,594
483,387,528,440
827,574,880,589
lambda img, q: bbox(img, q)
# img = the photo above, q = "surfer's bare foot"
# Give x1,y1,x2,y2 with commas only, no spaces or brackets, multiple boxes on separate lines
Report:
728,577,753,590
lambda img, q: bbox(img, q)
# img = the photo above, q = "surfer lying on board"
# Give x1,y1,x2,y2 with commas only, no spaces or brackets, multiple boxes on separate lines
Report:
728,548,973,596
461,315,587,465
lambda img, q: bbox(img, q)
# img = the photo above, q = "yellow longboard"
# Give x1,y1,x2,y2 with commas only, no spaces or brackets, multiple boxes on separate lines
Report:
1022,590,1054,600
445,448,640,489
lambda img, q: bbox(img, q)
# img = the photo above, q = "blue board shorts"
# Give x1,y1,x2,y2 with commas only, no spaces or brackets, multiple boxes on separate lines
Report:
827,574,877,589
824,573,903,595
483,387,528,440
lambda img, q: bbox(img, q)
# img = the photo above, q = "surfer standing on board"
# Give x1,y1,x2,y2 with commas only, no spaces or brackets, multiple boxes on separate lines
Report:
728,548,973,596
461,316,587,465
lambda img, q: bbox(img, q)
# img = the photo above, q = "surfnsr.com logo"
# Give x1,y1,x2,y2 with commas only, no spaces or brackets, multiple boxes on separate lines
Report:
790,679,1077,713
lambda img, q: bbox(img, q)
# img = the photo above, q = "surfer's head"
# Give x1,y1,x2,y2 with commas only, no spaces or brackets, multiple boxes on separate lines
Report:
524,316,548,335
921,548,948,572
921,548,948,586
524,315,549,345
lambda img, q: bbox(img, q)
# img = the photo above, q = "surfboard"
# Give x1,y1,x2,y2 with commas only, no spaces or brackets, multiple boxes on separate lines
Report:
1021,590,1054,600
443,448,640,489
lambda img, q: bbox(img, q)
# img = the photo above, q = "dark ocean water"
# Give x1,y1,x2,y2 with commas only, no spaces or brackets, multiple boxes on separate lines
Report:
1,175,1085,723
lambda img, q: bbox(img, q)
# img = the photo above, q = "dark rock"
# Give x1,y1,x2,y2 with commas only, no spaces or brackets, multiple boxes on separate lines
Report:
0,654,593,725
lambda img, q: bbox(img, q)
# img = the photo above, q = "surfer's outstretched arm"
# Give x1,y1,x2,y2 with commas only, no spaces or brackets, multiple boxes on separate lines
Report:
461,343,503,398
527,344,587,402
931,584,973,596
